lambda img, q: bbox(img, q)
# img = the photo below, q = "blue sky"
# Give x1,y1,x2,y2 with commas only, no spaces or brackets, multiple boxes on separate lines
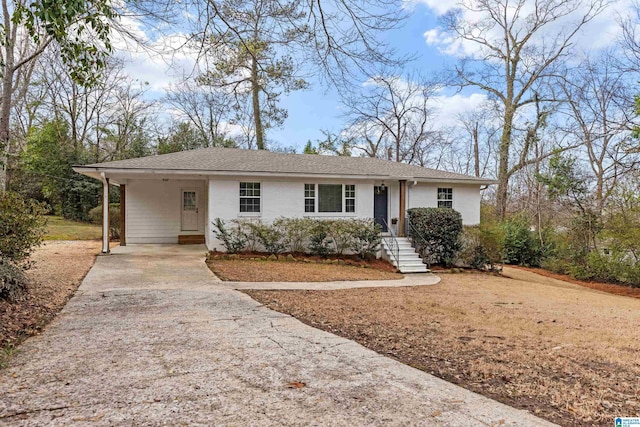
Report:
269,3,445,149
117,0,632,151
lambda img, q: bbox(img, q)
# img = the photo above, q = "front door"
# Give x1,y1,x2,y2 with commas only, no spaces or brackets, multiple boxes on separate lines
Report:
181,189,199,231
373,186,388,232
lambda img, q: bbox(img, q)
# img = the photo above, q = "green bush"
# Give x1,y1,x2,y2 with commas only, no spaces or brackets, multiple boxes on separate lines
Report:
308,221,332,257
457,224,503,271
350,219,382,259
88,204,121,240
501,214,541,266
253,221,286,254
0,258,29,301
0,192,47,265
407,208,462,266
275,217,314,253
233,220,261,252
325,220,354,255
211,218,246,253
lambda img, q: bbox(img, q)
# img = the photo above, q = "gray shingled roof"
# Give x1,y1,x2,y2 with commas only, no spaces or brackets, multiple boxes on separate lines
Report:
76,147,495,183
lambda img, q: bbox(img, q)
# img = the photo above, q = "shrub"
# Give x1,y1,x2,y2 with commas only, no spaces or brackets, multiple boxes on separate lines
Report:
88,204,121,240
350,219,381,259
234,219,261,252
275,217,314,253
407,208,463,266
0,192,47,265
0,258,29,301
211,218,246,253
457,224,503,271
501,214,540,266
308,221,332,257
253,221,286,254
325,220,354,255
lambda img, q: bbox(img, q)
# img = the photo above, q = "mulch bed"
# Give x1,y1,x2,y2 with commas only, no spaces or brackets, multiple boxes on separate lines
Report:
509,265,640,299
207,252,401,282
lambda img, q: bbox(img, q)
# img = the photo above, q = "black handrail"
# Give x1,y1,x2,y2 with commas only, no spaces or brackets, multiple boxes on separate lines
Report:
381,218,400,267
405,214,431,268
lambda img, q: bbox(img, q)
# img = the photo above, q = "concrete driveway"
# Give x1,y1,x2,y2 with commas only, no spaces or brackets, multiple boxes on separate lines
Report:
0,245,555,426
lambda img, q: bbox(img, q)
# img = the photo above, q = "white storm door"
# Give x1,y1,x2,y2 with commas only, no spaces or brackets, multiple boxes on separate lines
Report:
181,189,199,231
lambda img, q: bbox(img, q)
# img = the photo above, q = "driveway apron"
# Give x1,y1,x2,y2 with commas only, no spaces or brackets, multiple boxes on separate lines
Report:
0,245,555,426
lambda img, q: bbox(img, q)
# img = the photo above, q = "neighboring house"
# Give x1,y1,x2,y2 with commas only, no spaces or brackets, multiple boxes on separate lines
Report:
74,147,495,255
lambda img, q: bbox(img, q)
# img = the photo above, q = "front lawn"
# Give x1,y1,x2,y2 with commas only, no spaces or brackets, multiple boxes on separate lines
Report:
245,267,640,426
44,216,102,241
208,256,402,282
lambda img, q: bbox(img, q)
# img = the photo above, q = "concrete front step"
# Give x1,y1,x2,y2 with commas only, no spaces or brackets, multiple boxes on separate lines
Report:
382,236,430,273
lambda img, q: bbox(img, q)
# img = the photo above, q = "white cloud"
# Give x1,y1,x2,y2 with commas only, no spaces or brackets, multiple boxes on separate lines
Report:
430,92,488,127
403,0,458,15
423,0,634,60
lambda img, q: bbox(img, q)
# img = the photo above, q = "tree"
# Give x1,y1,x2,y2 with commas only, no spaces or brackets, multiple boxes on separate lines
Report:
195,0,309,150
0,0,116,191
440,0,608,218
22,121,100,220
344,74,437,163
558,53,637,214
164,79,237,148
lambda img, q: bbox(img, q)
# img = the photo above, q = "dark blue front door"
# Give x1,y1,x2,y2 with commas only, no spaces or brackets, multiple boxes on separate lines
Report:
374,186,388,231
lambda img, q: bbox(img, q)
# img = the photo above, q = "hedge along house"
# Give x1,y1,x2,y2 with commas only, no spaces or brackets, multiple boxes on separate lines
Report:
73,147,495,261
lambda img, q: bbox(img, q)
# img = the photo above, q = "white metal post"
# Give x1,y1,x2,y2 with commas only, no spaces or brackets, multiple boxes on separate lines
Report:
101,173,110,254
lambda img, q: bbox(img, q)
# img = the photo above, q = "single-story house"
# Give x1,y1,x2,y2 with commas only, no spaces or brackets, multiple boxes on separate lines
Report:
74,147,495,256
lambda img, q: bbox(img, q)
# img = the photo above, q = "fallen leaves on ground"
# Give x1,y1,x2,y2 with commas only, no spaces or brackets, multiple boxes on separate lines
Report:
0,241,101,349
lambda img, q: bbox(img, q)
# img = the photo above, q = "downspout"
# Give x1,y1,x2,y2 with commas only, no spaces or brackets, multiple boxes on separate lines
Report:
100,172,110,254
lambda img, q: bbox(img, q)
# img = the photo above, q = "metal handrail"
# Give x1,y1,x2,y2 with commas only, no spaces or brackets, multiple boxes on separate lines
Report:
381,218,400,267
405,214,431,268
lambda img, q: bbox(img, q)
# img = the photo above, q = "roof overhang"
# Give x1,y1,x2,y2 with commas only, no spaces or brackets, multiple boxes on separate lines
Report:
73,166,498,186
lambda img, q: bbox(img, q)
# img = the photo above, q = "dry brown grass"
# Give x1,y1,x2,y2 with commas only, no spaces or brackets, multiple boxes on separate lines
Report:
208,259,402,282
245,266,640,426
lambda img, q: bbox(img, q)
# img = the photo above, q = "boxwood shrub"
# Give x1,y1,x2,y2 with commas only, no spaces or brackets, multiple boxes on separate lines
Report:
407,208,462,266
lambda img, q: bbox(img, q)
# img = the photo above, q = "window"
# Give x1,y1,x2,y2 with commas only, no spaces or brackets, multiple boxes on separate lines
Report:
304,184,315,213
345,184,356,213
305,184,356,213
318,184,342,212
240,182,261,213
437,188,453,208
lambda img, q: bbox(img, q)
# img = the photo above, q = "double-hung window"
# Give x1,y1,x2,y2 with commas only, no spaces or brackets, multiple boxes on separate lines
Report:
240,182,261,213
304,184,315,213
344,185,356,213
437,188,453,208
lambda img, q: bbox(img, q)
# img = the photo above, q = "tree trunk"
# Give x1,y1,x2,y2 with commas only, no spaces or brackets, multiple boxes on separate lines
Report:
473,122,480,177
251,56,265,150
495,107,515,220
0,47,15,193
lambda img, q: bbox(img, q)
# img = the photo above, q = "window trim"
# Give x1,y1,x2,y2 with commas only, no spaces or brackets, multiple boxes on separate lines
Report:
304,183,315,213
437,187,453,209
239,181,262,215
304,183,356,215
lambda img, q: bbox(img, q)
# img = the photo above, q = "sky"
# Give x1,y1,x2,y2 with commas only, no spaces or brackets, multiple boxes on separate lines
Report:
116,0,635,151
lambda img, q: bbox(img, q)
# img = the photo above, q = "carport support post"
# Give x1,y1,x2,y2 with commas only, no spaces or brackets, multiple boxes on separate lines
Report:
101,173,110,254
120,184,126,246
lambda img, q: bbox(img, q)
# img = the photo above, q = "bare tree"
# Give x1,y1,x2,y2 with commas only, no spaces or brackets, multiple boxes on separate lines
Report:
344,73,438,163
165,79,236,148
441,0,609,218
558,53,637,214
